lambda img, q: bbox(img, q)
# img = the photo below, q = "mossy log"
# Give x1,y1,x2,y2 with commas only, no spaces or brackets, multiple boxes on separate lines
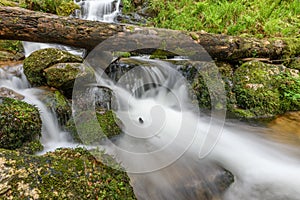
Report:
0,7,298,61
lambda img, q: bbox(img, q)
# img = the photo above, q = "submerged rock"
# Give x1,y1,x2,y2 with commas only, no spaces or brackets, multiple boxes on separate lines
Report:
23,48,82,87
0,147,136,199
0,97,41,150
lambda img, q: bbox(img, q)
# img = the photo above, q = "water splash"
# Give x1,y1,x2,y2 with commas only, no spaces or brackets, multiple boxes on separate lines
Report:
76,57,300,199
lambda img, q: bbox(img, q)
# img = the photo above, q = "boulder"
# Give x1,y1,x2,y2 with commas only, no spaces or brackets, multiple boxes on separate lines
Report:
0,147,136,199
0,97,42,150
43,62,92,98
233,61,300,118
23,48,82,86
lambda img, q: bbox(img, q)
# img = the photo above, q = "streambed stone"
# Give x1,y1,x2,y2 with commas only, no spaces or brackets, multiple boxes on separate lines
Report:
0,147,136,199
0,87,24,100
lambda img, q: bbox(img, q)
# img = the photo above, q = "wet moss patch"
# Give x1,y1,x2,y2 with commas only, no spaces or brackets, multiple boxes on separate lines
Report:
0,97,42,150
0,147,136,199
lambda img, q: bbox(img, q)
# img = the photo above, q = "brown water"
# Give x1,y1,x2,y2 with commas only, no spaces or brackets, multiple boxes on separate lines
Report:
267,112,300,146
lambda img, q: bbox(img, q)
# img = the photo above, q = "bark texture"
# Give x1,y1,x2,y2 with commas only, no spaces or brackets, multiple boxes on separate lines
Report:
0,6,292,61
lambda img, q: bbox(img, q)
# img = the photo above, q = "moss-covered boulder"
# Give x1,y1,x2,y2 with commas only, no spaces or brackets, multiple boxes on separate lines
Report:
0,147,136,199
66,110,122,144
44,62,92,98
36,87,71,126
19,0,80,16
23,48,82,87
233,61,300,118
0,97,42,150
0,40,24,61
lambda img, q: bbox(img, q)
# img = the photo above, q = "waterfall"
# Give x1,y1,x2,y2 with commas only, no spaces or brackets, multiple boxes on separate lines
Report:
72,57,300,199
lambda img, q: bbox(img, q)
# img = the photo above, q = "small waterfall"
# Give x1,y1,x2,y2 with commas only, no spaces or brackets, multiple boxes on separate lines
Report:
76,0,121,22
72,57,300,199
0,65,76,153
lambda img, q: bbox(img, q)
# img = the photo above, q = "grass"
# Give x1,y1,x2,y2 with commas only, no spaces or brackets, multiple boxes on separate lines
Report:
142,0,300,38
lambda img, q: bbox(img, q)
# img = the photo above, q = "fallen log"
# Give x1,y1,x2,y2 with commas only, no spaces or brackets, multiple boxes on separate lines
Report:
0,6,297,61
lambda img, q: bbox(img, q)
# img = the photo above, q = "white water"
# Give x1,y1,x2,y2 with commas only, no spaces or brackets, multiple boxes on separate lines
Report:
76,57,300,199
76,0,121,22
0,66,77,153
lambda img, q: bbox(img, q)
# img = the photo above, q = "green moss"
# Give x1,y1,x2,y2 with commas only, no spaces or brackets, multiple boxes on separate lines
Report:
233,61,300,118
23,48,82,86
112,51,131,58
66,110,122,144
0,147,136,199
233,61,282,117
37,88,71,125
0,0,17,6
19,0,80,16
0,97,42,150
0,40,23,53
192,62,227,111
17,140,43,155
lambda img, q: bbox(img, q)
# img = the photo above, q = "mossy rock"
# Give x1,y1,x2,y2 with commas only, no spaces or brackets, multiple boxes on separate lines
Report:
0,147,136,199
43,62,92,98
0,97,42,150
19,0,80,16
0,40,23,53
36,87,71,126
192,62,227,111
65,110,122,144
233,61,300,118
16,139,43,155
23,48,82,87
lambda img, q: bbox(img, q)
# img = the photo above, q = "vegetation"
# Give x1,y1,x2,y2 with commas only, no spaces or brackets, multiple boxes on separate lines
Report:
0,97,42,150
19,0,80,16
0,147,136,199
130,0,300,38
66,110,122,144
23,48,82,86
233,61,300,118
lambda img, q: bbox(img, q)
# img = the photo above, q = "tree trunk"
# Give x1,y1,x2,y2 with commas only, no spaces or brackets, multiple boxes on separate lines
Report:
0,6,292,61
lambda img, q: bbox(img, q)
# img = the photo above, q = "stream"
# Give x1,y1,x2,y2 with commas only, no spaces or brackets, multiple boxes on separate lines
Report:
1,0,300,199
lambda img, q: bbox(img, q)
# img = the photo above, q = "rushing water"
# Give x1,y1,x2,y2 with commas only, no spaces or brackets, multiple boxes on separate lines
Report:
73,57,300,200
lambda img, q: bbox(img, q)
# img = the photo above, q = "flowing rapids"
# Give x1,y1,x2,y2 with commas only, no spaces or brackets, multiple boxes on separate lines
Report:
72,57,300,200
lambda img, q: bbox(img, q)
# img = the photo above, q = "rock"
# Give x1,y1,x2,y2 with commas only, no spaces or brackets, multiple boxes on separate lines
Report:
0,147,136,199
0,87,24,100
65,110,122,144
0,97,42,150
0,40,24,61
35,87,71,126
233,61,300,118
43,62,91,98
23,48,82,86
